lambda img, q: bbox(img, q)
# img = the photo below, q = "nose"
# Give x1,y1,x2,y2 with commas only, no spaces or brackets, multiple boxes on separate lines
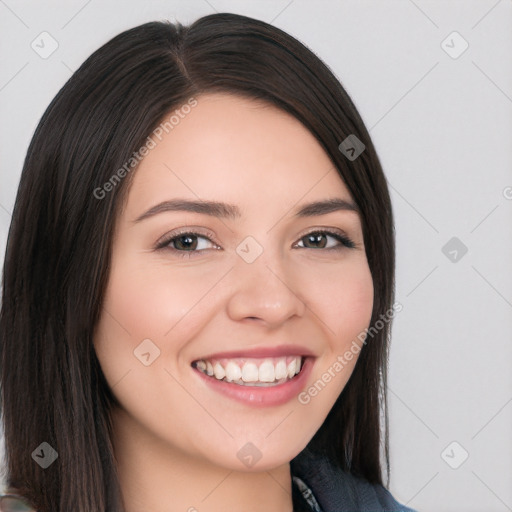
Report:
226,249,306,328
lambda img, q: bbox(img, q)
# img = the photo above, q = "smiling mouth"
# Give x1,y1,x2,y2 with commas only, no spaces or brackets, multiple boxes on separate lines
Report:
192,355,305,387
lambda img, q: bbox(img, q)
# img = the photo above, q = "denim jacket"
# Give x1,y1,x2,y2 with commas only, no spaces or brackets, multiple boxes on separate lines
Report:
291,447,417,512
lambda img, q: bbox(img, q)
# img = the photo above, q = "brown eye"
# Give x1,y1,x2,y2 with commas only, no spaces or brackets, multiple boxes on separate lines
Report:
296,230,355,250
302,232,329,249
172,234,200,251
155,229,221,257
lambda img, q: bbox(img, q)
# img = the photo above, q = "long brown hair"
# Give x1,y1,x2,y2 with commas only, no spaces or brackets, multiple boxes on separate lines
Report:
0,13,394,511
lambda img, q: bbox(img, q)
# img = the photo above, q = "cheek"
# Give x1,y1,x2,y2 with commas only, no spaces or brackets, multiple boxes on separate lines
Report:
106,263,189,333
93,252,230,389
293,261,374,433
97,254,220,344
305,259,374,348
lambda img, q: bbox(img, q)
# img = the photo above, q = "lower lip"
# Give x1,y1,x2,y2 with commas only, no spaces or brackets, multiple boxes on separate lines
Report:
193,357,314,407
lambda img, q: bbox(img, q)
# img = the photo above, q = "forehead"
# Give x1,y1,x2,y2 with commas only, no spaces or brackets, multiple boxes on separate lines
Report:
123,92,352,214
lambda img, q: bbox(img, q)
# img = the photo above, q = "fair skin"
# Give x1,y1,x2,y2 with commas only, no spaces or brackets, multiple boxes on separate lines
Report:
93,92,374,512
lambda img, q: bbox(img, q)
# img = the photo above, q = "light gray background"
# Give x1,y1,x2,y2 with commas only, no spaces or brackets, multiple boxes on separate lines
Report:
1,1,511,511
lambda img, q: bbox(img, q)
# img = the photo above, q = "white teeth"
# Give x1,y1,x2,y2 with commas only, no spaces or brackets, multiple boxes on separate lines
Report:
259,360,275,382
194,355,305,386
287,358,297,378
213,362,225,380
241,362,259,382
225,361,242,382
275,358,287,380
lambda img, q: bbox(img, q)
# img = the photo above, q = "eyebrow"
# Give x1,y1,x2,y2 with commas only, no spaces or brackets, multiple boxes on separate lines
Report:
132,197,358,223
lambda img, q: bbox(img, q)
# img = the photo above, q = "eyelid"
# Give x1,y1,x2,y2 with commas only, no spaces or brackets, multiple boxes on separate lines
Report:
294,227,357,250
154,226,220,250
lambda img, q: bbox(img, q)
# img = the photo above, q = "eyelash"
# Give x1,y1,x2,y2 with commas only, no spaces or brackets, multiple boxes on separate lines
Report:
155,227,356,259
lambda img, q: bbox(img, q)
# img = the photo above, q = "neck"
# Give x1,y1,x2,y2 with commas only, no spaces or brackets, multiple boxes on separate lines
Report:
111,407,294,512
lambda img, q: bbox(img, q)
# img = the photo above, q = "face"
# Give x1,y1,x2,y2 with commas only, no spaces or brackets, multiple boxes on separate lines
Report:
94,92,374,472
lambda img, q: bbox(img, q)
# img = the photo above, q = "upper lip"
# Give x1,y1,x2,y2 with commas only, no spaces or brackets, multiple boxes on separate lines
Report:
193,344,316,361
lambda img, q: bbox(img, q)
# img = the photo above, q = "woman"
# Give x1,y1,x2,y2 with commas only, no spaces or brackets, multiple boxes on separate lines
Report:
0,13,416,512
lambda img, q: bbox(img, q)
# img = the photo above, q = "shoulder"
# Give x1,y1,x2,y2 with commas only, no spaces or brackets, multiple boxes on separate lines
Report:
0,492,37,511
290,448,417,512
